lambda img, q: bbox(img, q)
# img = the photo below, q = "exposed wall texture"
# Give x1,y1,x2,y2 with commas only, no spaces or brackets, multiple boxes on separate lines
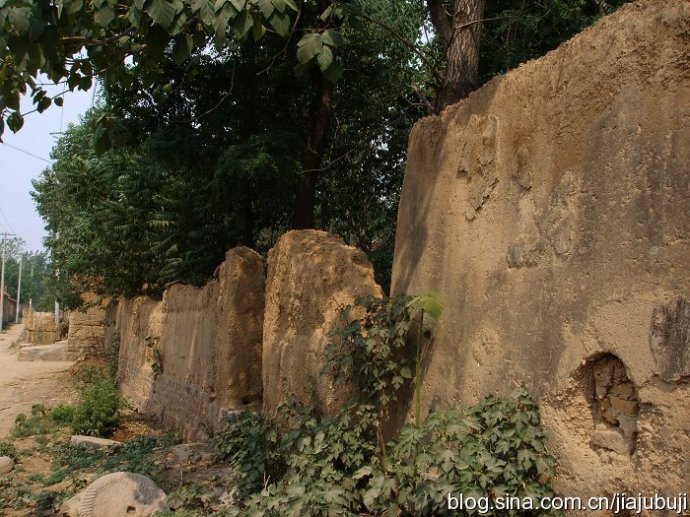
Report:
262,230,383,416
23,310,59,345
67,295,118,360
116,247,265,439
392,0,690,498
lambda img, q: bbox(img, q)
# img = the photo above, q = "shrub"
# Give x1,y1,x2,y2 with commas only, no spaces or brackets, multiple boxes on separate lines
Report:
13,411,55,437
71,379,124,437
215,295,558,516
0,440,17,461
215,412,280,498
50,405,76,425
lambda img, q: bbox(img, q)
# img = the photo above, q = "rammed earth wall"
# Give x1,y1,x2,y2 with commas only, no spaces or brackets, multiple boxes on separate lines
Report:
392,0,690,498
116,247,265,439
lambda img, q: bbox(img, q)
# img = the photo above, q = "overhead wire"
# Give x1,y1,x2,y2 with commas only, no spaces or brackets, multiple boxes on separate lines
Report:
0,204,15,234
1,142,52,164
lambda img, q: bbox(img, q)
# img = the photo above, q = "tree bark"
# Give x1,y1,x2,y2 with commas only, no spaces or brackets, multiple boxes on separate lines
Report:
292,72,334,229
429,0,486,112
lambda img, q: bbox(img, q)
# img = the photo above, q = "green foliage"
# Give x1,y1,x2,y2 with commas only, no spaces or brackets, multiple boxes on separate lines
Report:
209,296,556,516
0,238,53,312
108,333,120,379
0,0,344,141
361,391,557,515
71,379,124,437
0,440,17,461
13,408,59,437
49,405,76,426
73,364,110,387
33,1,425,298
0,476,33,510
214,411,280,498
216,392,556,516
45,433,178,485
326,294,417,411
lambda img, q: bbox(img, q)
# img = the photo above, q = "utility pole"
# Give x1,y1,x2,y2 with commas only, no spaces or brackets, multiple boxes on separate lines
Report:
15,255,22,323
0,232,15,333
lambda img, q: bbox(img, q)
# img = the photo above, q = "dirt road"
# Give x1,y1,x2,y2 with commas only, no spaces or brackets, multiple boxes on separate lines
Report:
0,324,75,438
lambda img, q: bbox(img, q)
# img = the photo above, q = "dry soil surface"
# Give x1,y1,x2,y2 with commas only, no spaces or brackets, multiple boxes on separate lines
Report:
0,324,75,438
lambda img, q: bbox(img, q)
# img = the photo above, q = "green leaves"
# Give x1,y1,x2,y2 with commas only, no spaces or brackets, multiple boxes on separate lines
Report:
319,29,343,47
146,0,183,30
296,29,346,81
6,6,31,34
172,33,193,64
296,33,322,63
408,292,446,323
191,0,215,25
93,6,115,27
6,111,23,132
213,387,556,515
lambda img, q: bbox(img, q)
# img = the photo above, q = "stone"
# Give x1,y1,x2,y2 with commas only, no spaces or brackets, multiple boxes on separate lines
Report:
23,310,60,345
59,492,82,516
70,435,122,449
17,341,69,361
591,429,633,456
78,472,167,517
608,382,635,399
0,456,14,474
609,397,639,416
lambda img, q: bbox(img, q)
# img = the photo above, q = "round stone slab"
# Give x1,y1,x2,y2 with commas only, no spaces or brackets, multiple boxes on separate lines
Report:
78,472,167,517
0,456,14,474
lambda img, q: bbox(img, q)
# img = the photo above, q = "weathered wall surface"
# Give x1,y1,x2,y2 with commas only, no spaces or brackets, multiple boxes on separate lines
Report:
117,247,265,439
23,310,59,345
262,230,383,416
67,295,118,360
392,0,690,499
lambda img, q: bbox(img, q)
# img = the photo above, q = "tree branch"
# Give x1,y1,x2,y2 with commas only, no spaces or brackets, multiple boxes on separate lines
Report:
427,0,452,48
353,11,443,84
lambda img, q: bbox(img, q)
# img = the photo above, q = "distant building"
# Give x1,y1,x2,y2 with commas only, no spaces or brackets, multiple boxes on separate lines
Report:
1,287,17,324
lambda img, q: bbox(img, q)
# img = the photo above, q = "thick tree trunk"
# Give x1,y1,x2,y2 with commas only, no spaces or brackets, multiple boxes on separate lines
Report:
429,0,487,112
292,73,334,229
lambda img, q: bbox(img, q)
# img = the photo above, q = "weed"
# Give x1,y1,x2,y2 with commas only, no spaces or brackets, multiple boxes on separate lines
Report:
71,379,124,437
0,440,17,460
49,405,76,425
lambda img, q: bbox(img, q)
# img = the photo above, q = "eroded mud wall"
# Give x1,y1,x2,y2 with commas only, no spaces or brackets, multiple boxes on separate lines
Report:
392,0,690,497
66,295,118,360
262,230,383,416
23,310,59,345
116,247,265,439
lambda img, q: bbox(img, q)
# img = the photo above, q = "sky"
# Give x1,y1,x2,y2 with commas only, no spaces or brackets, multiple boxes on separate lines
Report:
0,84,94,252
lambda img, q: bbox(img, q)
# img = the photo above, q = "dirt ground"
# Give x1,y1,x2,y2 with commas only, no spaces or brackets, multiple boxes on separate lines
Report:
0,324,76,438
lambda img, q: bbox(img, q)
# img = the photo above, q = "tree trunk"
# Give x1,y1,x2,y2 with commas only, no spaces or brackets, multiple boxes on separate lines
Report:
430,0,487,112
292,73,334,229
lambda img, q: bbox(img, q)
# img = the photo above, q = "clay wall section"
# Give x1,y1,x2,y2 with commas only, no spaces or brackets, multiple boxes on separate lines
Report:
116,247,265,439
391,0,690,497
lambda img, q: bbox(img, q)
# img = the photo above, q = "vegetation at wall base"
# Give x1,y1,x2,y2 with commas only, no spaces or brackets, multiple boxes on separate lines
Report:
210,294,557,516
213,391,557,516
12,363,124,439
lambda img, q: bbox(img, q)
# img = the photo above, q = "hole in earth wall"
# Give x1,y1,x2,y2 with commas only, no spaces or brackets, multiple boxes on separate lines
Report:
576,353,639,455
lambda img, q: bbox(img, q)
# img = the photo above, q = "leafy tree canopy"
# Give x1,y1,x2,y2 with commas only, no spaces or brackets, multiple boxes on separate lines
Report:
0,0,355,139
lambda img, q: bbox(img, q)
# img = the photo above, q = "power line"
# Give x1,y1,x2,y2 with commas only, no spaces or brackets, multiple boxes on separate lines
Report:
0,205,14,235
1,142,52,164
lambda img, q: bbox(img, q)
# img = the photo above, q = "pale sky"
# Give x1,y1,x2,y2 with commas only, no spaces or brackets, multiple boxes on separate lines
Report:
0,84,94,252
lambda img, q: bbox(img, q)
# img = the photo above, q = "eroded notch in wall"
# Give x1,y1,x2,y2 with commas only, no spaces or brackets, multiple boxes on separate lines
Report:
577,353,639,455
